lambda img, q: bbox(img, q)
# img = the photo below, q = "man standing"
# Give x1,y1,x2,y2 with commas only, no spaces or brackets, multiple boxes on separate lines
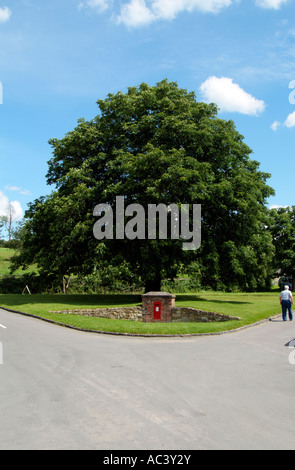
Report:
280,285,293,321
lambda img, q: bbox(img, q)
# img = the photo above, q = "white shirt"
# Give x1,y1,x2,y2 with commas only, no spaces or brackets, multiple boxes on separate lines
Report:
280,290,292,301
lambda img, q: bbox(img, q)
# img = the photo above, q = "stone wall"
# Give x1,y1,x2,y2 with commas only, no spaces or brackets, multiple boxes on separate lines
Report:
50,305,239,323
171,307,240,323
50,306,143,322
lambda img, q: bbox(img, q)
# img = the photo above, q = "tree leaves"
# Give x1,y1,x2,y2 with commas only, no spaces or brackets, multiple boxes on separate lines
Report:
13,80,275,292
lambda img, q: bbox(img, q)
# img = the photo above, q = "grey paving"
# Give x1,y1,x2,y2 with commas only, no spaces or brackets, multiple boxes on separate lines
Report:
0,308,294,450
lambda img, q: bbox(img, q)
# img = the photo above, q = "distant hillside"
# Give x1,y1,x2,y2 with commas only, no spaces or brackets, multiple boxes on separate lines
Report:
0,248,37,276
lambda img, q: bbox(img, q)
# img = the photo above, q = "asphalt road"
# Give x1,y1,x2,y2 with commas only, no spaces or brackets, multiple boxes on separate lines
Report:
0,307,295,450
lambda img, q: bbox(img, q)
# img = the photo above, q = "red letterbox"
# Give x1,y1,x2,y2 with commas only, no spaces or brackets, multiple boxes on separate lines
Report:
142,292,176,323
154,302,161,320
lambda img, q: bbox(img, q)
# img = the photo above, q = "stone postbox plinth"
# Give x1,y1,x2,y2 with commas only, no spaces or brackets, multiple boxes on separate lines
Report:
142,292,176,323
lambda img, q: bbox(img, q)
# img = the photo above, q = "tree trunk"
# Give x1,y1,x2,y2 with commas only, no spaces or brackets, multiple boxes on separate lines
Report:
144,277,162,293
62,276,71,293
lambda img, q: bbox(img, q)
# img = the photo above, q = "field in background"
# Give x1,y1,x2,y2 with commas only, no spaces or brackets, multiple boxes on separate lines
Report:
0,248,36,276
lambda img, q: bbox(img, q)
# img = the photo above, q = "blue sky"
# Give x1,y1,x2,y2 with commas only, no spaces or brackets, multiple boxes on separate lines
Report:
1,0,295,221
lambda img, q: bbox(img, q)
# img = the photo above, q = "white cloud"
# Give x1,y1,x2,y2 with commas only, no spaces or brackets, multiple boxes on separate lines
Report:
0,191,23,220
10,201,23,220
270,204,290,209
199,76,266,116
255,0,289,9
0,192,8,217
117,0,154,27
270,113,295,131
150,0,232,17
0,6,11,23
271,120,281,131
19,189,31,196
284,111,295,128
117,0,233,27
80,0,289,26
5,186,21,192
4,185,31,195
79,0,112,12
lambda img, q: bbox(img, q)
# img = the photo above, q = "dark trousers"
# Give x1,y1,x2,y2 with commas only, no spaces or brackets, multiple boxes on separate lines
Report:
281,300,293,321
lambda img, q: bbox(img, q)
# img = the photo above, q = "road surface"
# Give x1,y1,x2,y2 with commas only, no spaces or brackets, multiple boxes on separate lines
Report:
0,307,294,450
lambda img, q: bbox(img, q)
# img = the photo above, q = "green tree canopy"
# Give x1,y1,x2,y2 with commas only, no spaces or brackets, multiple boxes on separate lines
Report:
269,206,295,286
12,80,275,291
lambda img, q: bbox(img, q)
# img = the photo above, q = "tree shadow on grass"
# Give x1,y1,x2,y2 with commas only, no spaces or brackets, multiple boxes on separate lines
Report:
0,294,252,311
0,293,143,308
176,295,252,305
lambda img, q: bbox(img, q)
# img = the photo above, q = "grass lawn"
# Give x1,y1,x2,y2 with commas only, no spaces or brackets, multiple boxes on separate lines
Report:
0,291,282,336
0,247,37,276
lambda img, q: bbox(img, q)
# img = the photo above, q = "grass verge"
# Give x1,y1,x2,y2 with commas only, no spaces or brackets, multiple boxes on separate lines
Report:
0,291,281,336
